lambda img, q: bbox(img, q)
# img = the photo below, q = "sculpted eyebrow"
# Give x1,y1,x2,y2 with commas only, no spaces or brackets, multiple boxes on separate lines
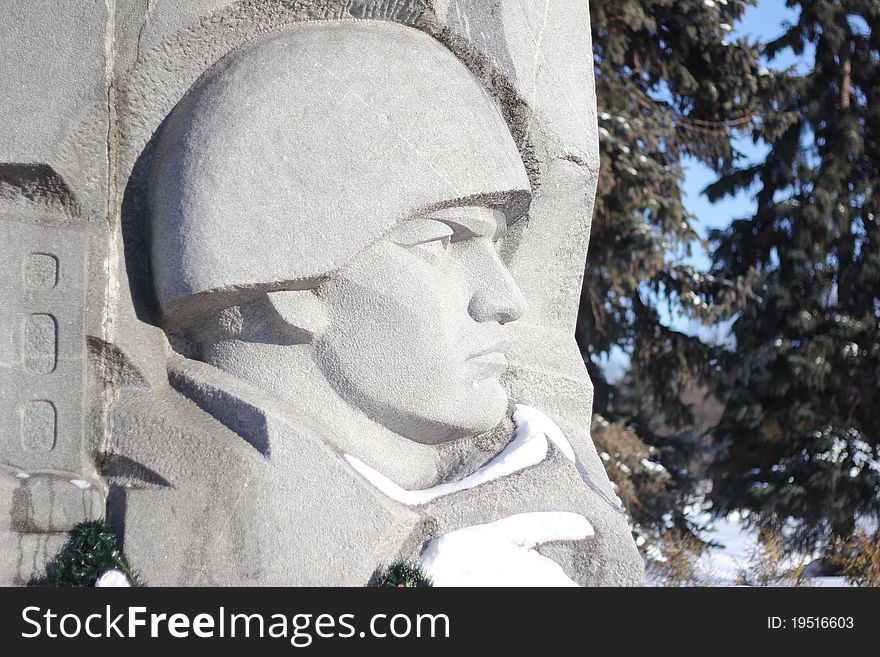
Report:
428,207,503,240
388,219,454,246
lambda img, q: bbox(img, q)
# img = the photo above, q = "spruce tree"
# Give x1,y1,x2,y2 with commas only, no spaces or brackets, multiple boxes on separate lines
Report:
707,0,880,551
581,0,763,533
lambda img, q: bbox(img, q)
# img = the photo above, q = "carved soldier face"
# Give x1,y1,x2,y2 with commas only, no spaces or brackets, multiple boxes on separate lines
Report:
151,21,533,444
189,204,527,445
314,205,526,444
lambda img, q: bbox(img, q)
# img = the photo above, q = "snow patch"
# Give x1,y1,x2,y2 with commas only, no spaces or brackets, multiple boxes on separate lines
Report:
70,479,91,490
640,458,668,474
346,404,574,505
420,512,594,587
513,404,575,461
95,569,131,588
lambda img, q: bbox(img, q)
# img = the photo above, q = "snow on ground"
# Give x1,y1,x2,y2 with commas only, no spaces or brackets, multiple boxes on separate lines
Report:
700,512,757,584
673,512,853,586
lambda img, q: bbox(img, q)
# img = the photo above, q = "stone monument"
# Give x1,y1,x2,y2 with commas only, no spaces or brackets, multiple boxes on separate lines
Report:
1,0,643,586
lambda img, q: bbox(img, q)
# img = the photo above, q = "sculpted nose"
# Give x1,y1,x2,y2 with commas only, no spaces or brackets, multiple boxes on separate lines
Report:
467,243,527,325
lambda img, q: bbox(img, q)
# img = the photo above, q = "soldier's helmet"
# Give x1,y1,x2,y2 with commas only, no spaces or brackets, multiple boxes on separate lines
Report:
149,21,531,328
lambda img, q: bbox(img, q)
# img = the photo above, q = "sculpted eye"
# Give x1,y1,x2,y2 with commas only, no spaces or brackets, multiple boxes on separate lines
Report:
388,219,454,264
411,235,451,264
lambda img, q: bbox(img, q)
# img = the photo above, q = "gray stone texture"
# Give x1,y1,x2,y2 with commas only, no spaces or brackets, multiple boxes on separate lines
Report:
1,221,87,473
1,0,644,586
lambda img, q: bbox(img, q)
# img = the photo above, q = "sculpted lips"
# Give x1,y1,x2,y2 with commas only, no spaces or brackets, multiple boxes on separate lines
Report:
467,338,512,381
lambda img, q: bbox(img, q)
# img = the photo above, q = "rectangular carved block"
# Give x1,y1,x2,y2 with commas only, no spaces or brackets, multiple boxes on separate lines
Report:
21,400,57,452
0,217,85,472
24,313,58,374
24,253,59,290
